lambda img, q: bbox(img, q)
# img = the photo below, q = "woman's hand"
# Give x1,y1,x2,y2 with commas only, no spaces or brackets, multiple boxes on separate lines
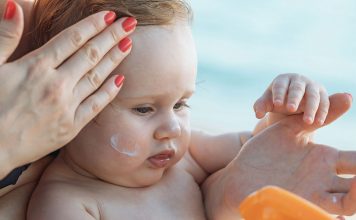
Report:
203,93,356,219
0,1,136,178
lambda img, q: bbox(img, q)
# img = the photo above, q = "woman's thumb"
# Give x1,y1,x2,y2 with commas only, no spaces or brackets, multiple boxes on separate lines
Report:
0,0,24,64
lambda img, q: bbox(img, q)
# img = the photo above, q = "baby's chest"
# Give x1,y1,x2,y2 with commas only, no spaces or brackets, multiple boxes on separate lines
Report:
98,169,206,220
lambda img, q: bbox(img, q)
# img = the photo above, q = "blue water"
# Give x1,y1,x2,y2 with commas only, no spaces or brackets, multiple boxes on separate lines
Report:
189,0,356,152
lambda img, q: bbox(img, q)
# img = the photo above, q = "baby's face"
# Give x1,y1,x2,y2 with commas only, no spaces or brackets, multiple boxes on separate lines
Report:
66,22,197,187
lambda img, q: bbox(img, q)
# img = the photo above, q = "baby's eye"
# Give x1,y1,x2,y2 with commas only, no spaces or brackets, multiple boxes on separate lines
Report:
173,102,190,111
133,107,154,115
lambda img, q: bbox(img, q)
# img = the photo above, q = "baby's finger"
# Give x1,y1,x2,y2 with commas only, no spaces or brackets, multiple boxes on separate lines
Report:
253,90,274,119
303,84,320,124
0,0,24,64
73,38,132,104
315,88,330,125
287,79,306,112
271,75,290,106
74,75,124,130
58,17,136,84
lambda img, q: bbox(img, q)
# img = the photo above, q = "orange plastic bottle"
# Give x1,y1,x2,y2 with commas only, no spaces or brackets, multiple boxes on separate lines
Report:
239,186,334,220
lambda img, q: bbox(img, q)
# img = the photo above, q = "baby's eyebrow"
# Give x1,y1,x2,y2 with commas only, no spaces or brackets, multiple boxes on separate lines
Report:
120,90,195,100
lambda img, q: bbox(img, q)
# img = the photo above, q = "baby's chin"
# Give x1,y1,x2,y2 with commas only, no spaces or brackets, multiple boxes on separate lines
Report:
104,168,168,188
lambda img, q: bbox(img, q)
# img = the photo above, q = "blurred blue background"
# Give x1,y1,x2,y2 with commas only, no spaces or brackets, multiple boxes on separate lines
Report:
189,0,356,153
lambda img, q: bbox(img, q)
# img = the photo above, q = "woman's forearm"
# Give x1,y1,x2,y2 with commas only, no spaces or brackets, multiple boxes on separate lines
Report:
0,145,11,179
202,168,242,220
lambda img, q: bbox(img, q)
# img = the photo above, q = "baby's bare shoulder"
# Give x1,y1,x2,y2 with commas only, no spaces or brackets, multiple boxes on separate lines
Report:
27,159,101,220
27,179,100,220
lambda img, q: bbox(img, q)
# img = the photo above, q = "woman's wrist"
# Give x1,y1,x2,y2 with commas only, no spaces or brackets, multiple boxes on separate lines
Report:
0,144,11,179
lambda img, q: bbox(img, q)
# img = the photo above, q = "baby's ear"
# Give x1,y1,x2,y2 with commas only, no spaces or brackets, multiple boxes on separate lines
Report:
278,93,352,134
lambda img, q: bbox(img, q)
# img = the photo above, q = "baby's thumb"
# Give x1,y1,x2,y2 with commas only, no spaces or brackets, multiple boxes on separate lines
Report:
0,0,24,64
254,90,274,119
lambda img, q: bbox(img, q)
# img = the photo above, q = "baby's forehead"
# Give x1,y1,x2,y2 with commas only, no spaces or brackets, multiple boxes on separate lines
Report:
129,24,192,59
113,24,197,80
111,25,197,100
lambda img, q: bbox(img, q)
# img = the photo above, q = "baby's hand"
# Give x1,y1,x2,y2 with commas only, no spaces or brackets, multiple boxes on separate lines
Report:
254,73,329,125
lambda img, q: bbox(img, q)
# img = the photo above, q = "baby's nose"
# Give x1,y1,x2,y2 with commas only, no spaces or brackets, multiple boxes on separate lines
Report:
154,115,182,140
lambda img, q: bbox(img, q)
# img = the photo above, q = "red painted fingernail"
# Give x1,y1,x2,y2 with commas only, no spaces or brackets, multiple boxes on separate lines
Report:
122,17,137,32
104,11,116,25
3,0,16,20
118,37,132,52
115,75,125,88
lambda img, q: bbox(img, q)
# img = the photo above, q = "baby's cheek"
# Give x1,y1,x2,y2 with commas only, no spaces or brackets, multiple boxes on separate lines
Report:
177,121,191,153
107,132,150,166
110,133,140,158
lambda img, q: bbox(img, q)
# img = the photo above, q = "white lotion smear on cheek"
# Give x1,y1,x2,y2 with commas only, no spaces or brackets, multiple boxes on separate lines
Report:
110,134,139,157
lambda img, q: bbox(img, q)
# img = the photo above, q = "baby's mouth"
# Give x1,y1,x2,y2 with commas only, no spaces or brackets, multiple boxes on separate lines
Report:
148,150,175,169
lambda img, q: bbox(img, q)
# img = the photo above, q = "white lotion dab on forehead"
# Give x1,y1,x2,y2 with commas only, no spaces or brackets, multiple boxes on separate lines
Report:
110,134,139,157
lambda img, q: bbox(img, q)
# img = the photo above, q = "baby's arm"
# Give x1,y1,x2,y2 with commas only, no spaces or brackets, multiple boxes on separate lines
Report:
27,183,98,220
189,130,252,178
253,73,329,134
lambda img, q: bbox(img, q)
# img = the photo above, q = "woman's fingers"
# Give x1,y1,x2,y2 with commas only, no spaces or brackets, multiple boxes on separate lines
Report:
58,17,136,84
29,11,117,68
74,75,124,130
0,0,24,64
73,38,131,104
320,180,356,216
331,176,353,193
336,151,356,175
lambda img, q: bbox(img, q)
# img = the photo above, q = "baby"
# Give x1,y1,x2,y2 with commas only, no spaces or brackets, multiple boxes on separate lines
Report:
27,0,331,219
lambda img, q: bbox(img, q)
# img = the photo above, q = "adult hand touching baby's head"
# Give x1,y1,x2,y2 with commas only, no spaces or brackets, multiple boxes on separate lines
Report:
0,0,136,178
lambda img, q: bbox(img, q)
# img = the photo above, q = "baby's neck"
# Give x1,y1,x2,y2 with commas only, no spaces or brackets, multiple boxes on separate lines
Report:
59,150,98,180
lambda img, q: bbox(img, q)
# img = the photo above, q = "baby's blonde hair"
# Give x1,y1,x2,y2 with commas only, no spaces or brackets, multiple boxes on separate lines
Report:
31,0,192,49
